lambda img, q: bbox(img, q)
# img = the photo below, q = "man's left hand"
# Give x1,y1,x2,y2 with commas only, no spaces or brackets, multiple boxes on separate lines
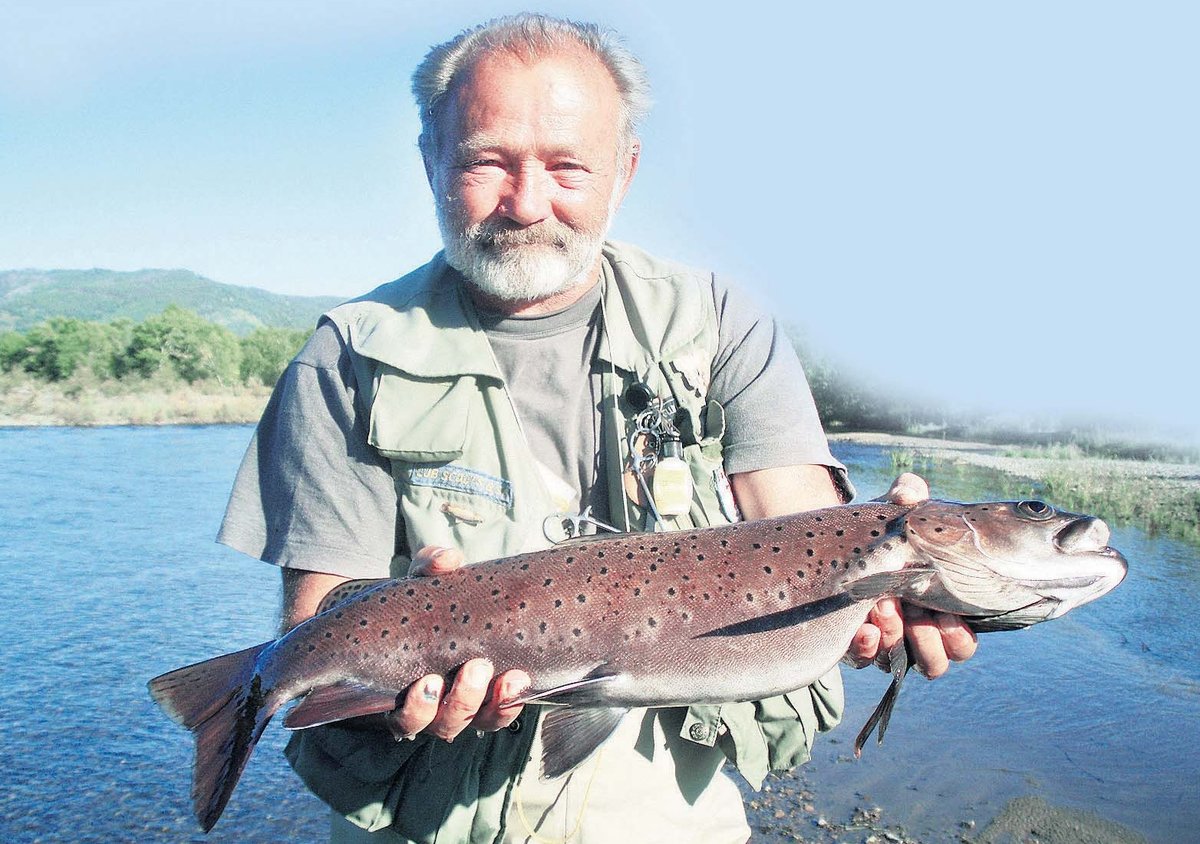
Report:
844,473,979,677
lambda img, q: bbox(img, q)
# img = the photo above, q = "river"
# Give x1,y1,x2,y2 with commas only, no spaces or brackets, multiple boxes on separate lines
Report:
0,427,1195,843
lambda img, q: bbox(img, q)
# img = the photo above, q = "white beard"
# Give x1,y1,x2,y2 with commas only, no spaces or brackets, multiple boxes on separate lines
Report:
436,200,613,303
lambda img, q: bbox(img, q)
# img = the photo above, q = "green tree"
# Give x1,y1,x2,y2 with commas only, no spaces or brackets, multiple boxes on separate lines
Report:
239,326,309,386
0,330,30,373
14,317,135,381
125,306,242,384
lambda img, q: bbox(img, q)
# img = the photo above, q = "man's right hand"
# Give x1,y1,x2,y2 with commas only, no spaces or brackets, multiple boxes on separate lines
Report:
384,545,530,742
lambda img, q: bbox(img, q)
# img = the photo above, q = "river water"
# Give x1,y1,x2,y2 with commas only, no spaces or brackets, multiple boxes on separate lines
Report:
0,427,1195,843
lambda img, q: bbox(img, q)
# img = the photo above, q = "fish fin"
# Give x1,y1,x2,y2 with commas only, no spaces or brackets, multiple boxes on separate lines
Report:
540,707,630,779
504,670,618,707
695,593,858,638
853,638,911,757
147,642,280,832
284,682,403,729
843,569,937,603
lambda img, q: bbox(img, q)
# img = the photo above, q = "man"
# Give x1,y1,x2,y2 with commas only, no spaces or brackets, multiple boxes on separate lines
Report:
219,14,977,844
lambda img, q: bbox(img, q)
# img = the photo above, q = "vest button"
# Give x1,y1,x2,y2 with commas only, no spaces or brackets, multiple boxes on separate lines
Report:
688,722,711,742
507,718,522,734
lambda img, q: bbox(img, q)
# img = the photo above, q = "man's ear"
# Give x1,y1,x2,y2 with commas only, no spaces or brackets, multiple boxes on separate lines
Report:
614,140,641,208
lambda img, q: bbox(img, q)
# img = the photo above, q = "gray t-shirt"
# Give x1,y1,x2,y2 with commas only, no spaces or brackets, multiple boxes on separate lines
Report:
218,268,843,579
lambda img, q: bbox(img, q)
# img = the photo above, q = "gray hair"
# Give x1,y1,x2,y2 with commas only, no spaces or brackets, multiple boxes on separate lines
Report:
412,13,652,159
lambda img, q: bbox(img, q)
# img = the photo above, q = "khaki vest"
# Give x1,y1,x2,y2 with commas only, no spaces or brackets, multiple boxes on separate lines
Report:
286,241,844,843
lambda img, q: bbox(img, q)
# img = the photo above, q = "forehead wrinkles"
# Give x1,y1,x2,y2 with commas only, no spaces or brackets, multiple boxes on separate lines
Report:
439,47,623,157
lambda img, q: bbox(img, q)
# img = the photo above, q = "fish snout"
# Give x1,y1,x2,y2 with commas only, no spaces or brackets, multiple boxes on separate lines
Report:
1054,515,1111,553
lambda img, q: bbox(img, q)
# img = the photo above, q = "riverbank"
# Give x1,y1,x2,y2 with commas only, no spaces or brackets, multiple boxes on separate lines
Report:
0,374,270,426
830,431,1200,546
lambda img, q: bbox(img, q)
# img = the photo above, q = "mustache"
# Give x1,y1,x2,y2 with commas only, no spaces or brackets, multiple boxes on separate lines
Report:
468,219,577,251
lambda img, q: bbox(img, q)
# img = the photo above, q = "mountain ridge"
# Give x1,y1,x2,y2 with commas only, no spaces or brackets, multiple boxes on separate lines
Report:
0,268,346,335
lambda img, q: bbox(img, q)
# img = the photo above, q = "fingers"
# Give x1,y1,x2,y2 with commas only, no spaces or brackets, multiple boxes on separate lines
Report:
843,622,880,668
885,473,930,506
902,607,978,678
409,545,467,577
386,674,444,739
470,669,530,732
387,658,497,742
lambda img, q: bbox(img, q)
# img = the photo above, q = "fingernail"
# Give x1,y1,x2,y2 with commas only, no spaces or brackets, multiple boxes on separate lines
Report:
936,613,959,632
876,601,897,618
422,678,442,702
466,660,493,687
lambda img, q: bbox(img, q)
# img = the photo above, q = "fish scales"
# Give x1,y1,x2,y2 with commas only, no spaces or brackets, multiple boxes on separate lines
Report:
264,502,908,709
149,497,1127,831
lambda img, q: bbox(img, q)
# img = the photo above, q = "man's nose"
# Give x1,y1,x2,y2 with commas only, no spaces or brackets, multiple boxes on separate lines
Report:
500,168,551,226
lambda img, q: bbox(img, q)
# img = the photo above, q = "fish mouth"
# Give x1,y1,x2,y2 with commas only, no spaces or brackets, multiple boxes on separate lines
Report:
1054,515,1116,556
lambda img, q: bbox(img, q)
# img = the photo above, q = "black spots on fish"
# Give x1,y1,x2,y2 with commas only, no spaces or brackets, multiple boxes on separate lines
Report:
519,601,527,610
805,531,815,539
772,546,781,554
877,514,888,521
625,552,635,560
858,560,868,570
667,586,677,597
752,542,762,550
565,556,576,564
777,590,786,601
697,554,706,562
576,594,587,604
681,611,691,622
649,562,658,572
572,628,582,638
424,601,435,611
795,570,806,579
870,530,881,538
474,574,484,582
515,632,525,642
484,622,493,630
381,629,390,638
851,511,861,517
306,644,316,653
430,578,441,587
703,592,712,601
334,610,344,619
596,551,605,559
813,515,823,522
448,641,457,651
720,539,729,548
880,541,894,552
745,593,755,603
634,587,642,597
763,565,773,574
775,525,784,532
835,529,845,537
519,562,530,571
681,574,691,582
852,547,862,555
461,613,471,624
539,621,548,634
491,589,501,597
554,599,563,608
648,617,658,628
449,602,457,612
432,624,441,633
934,527,945,533
544,578,553,587
378,595,388,604
359,619,368,627
402,643,410,652
400,616,409,626
806,549,815,557
600,566,609,576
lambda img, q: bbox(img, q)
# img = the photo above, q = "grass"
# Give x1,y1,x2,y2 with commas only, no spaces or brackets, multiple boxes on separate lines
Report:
0,370,271,427
880,441,1200,547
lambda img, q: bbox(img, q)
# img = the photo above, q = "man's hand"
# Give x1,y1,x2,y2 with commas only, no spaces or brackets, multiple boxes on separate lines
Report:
384,546,530,742
844,473,978,677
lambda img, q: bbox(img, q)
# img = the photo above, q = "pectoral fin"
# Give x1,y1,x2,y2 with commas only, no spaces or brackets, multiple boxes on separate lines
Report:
503,668,618,707
853,638,911,756
284,682,402,729
540,707,630,779
842,568,937,603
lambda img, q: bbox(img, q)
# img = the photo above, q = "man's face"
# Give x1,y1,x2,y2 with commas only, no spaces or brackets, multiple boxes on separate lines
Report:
426,47,637,304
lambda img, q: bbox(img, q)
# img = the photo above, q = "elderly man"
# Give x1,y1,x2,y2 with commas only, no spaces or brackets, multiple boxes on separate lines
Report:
219,13,977,844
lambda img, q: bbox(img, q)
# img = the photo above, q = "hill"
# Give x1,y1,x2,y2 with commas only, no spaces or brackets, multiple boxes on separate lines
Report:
0,268,346,335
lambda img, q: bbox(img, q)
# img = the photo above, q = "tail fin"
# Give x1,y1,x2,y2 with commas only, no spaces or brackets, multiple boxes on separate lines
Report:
148,642,279,832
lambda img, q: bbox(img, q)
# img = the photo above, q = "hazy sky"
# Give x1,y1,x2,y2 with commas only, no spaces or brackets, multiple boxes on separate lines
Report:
2,1,1196,438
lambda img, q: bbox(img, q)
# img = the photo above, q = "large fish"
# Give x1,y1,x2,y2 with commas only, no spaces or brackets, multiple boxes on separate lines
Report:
149,498,1127,831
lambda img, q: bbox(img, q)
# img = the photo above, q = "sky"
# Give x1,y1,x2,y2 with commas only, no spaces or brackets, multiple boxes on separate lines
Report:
2,1,1196,439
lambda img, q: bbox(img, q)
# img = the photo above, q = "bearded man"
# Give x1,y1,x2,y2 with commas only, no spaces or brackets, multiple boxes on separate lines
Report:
219,13,977,844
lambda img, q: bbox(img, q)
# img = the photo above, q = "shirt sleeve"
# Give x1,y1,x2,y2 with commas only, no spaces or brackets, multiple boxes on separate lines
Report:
708,275,852,500
217,320,401,579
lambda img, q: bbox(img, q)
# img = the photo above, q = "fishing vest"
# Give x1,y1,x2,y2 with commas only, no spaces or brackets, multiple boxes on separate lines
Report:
285,241,844,843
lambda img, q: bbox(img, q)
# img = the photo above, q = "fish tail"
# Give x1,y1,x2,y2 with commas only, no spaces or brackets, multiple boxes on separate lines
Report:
147,642,279,832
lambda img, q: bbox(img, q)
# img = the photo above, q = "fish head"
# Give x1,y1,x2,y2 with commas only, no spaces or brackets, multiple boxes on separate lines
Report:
901,499,1128,629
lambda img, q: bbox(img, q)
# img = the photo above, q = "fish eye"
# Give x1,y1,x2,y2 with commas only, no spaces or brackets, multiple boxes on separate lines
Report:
1016,500,1054,521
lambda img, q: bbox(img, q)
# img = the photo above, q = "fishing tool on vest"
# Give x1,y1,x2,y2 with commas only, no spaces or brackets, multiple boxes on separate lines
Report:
542,506,622,544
